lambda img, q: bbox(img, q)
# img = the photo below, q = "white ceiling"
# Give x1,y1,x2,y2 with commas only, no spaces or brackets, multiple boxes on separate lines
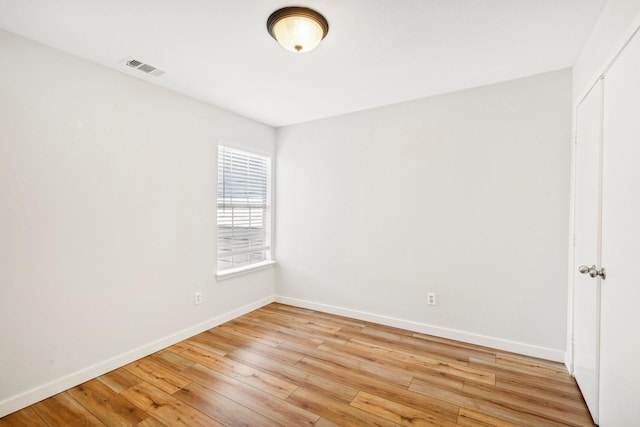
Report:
0,0,606,127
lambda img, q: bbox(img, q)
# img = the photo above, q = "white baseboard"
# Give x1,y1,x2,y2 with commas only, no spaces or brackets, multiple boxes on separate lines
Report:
0,296,274,418
565,352,574,375
275,296,566,363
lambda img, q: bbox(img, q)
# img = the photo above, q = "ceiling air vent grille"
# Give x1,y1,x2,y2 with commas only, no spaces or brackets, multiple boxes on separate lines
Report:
123,58,165,77
137,64,156,73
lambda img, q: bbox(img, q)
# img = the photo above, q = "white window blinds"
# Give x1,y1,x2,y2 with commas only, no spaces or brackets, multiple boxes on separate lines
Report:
217,145,272,271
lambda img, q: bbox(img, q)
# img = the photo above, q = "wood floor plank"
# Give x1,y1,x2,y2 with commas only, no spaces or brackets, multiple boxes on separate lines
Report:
346,338,496,386
121,381,222,427
166,341,192,353
411,332,502,361
31,392,105,426
314,417,344,427
462,381,594,427
180,344,298,399
188,330,238,354
67,379,149,426
409,378,574,427
282,339,413,388
219,321,286,347
358,326,472,365
123,358,192,394
318,341,462,391
96,368,144,393
245,309,354,341
468,357,582,395
457,407,521,427
245,309,343,335
207,326,306,365
137,416,167,427
227,347,359,403
266,305,367,330
259,306,370,343
245,316,353,347
466,352,498,364
287,387,404,427
295,355,460,422
173,381,281,426
411,367,466,392
495,353,575,383
149,348,198,372
233,315,329,347
495,376,588,410
182,363,319,426
262,303,316,316
350,391,459,427
0,407,48,427
181,338,229,358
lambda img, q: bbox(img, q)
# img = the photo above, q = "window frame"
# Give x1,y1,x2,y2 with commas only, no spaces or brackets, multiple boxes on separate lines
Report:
215,143,275,280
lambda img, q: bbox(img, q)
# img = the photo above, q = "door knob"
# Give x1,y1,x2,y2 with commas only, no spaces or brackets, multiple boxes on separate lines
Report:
578,264,606,280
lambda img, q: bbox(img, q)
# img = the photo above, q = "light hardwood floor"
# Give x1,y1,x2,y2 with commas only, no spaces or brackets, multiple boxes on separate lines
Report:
0,303,595,426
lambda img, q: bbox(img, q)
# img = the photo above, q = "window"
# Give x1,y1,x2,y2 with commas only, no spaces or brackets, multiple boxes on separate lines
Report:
217,145,272,273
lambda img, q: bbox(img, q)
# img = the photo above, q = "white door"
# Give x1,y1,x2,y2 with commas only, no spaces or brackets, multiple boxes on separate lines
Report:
599,28,640,425
573,78,603,424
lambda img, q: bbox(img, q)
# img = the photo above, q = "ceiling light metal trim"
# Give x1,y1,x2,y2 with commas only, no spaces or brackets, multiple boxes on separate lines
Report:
267,6,329,53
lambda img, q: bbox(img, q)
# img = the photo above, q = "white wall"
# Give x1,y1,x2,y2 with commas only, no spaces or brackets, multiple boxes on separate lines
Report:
0,30,275,416
573,0,640,99
276,70,572,360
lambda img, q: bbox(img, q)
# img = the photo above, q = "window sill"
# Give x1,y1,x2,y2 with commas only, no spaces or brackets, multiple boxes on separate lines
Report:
215,260,276,281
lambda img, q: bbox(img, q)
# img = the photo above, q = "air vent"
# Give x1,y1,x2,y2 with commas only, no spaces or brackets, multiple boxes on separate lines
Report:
137,64,156,73
122,57,165,77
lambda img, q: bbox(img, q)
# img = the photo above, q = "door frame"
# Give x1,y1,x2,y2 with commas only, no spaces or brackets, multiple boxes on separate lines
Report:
567,17,640,377
567,16,640,426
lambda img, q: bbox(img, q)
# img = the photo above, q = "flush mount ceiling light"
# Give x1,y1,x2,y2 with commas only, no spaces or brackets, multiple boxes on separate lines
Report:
267,6,329,53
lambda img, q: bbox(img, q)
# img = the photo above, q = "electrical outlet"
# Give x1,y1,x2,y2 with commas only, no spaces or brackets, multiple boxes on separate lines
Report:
427,293,437,306
194,292,202,305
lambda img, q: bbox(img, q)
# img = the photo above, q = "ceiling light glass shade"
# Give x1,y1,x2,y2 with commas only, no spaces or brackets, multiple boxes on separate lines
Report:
267,7,329,53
